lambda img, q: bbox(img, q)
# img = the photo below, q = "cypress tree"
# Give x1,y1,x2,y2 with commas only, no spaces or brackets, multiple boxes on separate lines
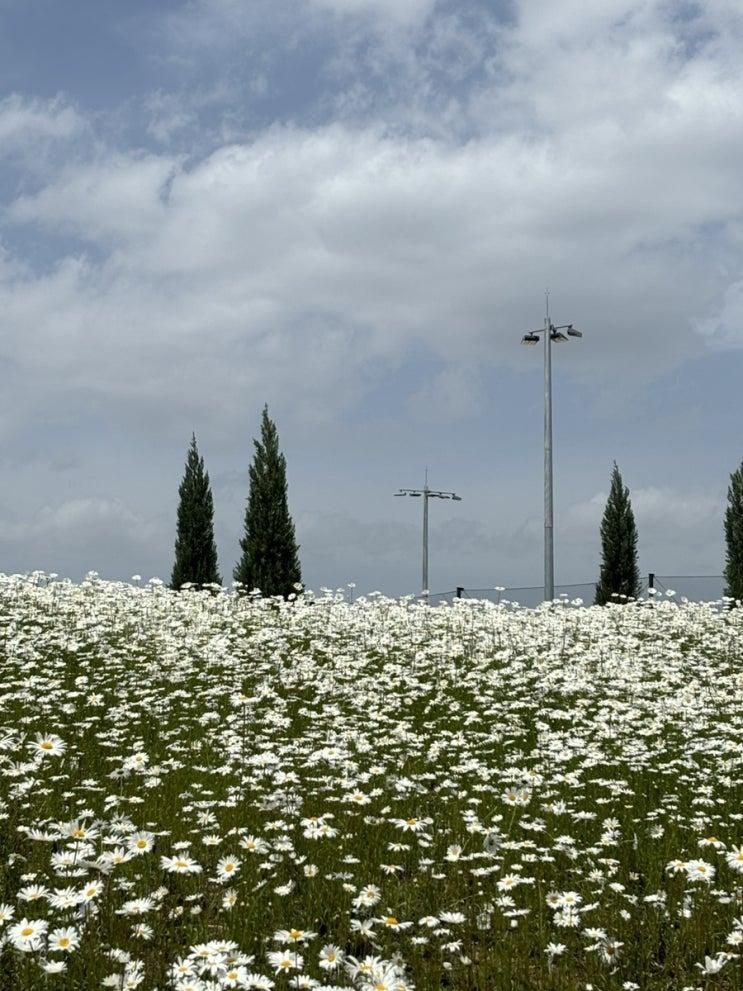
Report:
594,462,641,605
171,434,221,590
724,460,743,601
234,405,302,597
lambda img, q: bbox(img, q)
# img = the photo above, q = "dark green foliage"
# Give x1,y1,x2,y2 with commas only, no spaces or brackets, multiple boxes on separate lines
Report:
724,461,743,601
234,405,302,597
595,462,641,605
0,946,19,989
170,434,221,590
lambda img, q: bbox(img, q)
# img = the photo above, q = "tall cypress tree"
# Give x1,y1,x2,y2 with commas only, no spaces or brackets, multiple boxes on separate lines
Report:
234,405,302,596
724,460,743,601
171,434,221,590
594,462,641,605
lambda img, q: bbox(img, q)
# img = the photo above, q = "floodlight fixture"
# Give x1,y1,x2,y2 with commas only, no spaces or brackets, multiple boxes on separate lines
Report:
522,333,540,345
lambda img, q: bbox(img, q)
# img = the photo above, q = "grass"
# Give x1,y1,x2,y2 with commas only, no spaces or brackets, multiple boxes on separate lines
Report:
1,572,742,990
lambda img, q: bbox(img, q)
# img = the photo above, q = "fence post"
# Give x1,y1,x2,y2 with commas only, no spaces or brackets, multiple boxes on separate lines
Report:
456,587,463,599
648,572,655,593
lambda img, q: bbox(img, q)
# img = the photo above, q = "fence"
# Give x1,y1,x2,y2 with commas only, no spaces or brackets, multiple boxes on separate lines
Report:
426,574,726,607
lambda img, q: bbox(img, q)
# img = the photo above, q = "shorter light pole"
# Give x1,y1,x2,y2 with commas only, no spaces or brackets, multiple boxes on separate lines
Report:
395,470,461,602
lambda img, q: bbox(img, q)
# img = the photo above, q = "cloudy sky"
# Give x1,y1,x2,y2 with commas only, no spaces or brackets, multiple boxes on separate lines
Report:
1,0,742,599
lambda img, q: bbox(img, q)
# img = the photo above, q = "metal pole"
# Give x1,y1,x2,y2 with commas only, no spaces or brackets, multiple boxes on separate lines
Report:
544,309,554,602
422,481,429,602
394,478,459,603
521,297,581,602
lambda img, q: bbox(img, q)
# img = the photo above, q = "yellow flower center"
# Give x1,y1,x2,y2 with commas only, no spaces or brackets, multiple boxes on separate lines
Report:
40,741,54,750
21,927,34,937
384,916,398,926
58,938,70,948
289,928,302,940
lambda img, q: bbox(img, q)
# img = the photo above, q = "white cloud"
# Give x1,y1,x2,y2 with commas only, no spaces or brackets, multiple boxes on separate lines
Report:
0,94,84,156
0,498,166,580
3,91,741,431
9,154,175,245
565,485,724,534
695,278,743,345
0,497,149,541
632,486,724,531
407,364,485,421
144,91,196,146
165,0,436,49
306,0,436,26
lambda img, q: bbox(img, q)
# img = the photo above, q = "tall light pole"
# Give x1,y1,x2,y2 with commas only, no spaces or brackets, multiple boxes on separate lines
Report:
521,293,583,602
395,470,461,602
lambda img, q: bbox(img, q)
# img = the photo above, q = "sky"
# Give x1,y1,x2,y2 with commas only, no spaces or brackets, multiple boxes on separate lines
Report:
1,0,742,599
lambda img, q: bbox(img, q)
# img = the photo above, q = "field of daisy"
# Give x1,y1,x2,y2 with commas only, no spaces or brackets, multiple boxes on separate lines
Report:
1,574,743,990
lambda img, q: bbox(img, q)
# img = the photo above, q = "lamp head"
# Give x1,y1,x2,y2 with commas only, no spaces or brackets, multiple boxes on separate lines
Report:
567,325,583,337
521,333,539,345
